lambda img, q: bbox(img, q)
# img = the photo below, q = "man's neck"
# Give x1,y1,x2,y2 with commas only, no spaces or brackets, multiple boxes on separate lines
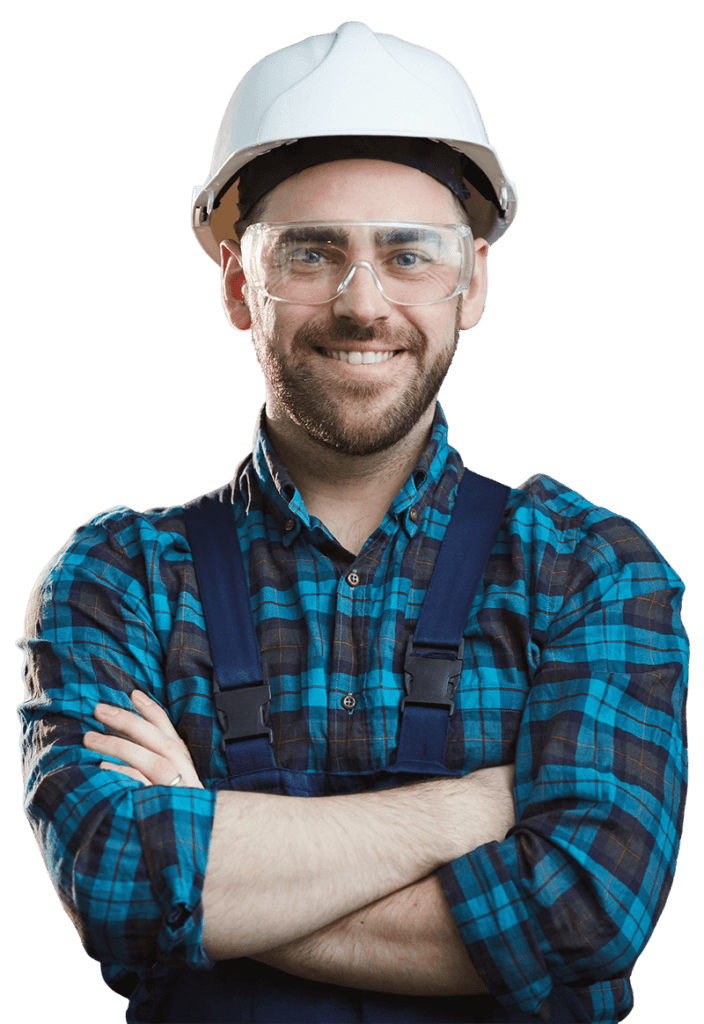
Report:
264,403,436,556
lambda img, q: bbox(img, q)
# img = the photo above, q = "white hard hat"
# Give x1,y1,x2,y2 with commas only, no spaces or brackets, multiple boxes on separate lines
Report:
193,21,517,263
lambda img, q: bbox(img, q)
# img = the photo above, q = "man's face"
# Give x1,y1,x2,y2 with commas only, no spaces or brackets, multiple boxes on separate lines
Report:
224,159,487,456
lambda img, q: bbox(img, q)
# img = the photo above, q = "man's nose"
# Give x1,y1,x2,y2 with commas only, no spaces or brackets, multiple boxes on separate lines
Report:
330,263,392,325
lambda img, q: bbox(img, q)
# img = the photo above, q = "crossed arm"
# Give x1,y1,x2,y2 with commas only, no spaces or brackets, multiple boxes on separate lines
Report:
84,691,515,994
250,874,487,996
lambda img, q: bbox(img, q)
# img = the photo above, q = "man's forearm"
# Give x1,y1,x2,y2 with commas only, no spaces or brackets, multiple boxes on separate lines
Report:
252,873,490,996
201,765,515,960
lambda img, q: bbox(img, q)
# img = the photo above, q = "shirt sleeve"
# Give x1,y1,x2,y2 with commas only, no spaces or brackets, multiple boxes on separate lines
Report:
437,484,689,1020
19,510,217,973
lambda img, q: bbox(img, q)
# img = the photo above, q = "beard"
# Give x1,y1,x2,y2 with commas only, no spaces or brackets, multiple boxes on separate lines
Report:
254,304,461,457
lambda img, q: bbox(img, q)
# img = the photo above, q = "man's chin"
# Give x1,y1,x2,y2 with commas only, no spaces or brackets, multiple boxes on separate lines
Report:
302,427,408,458
293,395,434,457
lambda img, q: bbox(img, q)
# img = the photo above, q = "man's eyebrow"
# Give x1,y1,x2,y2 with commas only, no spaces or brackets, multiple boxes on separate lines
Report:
276,227,350,247
374,227,442,246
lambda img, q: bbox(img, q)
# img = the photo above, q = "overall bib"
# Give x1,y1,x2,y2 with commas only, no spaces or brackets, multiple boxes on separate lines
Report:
155,472,589,1024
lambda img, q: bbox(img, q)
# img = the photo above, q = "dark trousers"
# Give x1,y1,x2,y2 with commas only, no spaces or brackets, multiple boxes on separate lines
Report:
155,958,591,1023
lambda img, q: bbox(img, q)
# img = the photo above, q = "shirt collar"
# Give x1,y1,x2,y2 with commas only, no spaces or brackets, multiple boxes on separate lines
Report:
246,404,452,546
384,405,450,534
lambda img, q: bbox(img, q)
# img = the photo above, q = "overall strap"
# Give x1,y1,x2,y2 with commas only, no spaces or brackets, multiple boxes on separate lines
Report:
184,470,511,778
392,469,511,771
183,494,275,772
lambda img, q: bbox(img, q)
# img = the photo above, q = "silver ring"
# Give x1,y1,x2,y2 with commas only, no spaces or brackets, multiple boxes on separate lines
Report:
168,773,183,787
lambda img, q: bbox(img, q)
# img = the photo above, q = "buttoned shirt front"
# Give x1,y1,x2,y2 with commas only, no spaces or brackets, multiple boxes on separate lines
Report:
20,407,688,1023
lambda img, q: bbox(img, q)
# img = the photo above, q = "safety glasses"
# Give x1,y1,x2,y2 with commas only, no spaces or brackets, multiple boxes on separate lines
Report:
240,221,475,306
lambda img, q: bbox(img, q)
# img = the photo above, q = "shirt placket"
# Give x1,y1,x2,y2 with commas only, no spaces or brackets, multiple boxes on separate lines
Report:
325,554,362,773
326,537,395,773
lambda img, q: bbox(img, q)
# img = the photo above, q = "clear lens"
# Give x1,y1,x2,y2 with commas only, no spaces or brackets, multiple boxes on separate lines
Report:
241,222,474,306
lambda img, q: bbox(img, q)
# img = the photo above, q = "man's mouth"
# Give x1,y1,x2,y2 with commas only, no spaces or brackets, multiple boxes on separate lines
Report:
317,348,400,364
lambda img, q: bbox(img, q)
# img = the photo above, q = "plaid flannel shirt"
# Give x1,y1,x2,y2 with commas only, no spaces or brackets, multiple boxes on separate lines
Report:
20,408,688,1023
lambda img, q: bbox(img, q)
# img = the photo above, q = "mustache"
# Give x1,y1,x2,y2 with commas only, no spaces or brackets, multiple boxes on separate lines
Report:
293,316,427,352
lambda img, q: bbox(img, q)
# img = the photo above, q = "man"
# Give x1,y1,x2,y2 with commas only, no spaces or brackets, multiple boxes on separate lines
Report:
20,22,687,1024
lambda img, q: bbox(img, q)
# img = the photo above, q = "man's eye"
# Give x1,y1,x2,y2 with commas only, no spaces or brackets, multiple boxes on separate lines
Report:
391,251,429,268
290,247,326,265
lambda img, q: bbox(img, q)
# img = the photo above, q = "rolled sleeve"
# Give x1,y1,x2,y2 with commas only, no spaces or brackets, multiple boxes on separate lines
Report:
26,761,215,969
19,510,218,974
439,499,688,1022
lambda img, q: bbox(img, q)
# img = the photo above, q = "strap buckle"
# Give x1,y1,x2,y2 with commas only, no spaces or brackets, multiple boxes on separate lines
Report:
402,636,464,715
213,678,273,748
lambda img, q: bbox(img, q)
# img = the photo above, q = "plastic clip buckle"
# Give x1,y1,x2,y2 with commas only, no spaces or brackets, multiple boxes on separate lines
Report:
402,637,464,715
214,679,273,748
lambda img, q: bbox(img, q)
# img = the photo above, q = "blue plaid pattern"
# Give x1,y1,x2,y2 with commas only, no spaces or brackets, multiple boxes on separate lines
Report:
19,408,688,1023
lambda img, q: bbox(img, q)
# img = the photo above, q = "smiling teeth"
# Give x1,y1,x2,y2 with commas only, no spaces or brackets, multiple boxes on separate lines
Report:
325,349,395,364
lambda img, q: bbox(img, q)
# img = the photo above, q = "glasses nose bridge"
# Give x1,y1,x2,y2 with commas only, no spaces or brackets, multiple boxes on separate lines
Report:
336,260,387,300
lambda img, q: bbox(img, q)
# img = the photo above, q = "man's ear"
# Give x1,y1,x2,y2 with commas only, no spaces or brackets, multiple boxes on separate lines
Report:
459,238,489,331
221,239,251,331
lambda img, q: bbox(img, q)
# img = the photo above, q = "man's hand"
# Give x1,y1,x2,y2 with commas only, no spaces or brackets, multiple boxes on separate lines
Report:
83,690,204,788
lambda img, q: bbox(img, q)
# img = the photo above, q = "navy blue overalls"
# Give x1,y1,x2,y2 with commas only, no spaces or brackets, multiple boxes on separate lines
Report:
154,471,589,1023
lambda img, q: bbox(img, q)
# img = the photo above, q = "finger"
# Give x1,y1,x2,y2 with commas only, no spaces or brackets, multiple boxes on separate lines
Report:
84,730,200,788
85,730,175,783
89,698,204,788
99,760,151,785
129,689,183,738
93,701,197,780
94,700,175,754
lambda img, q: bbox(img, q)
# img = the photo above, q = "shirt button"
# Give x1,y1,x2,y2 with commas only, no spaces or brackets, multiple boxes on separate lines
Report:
342,693,357,710
284,519,295,532
346,571,360,586
409,507,418,522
